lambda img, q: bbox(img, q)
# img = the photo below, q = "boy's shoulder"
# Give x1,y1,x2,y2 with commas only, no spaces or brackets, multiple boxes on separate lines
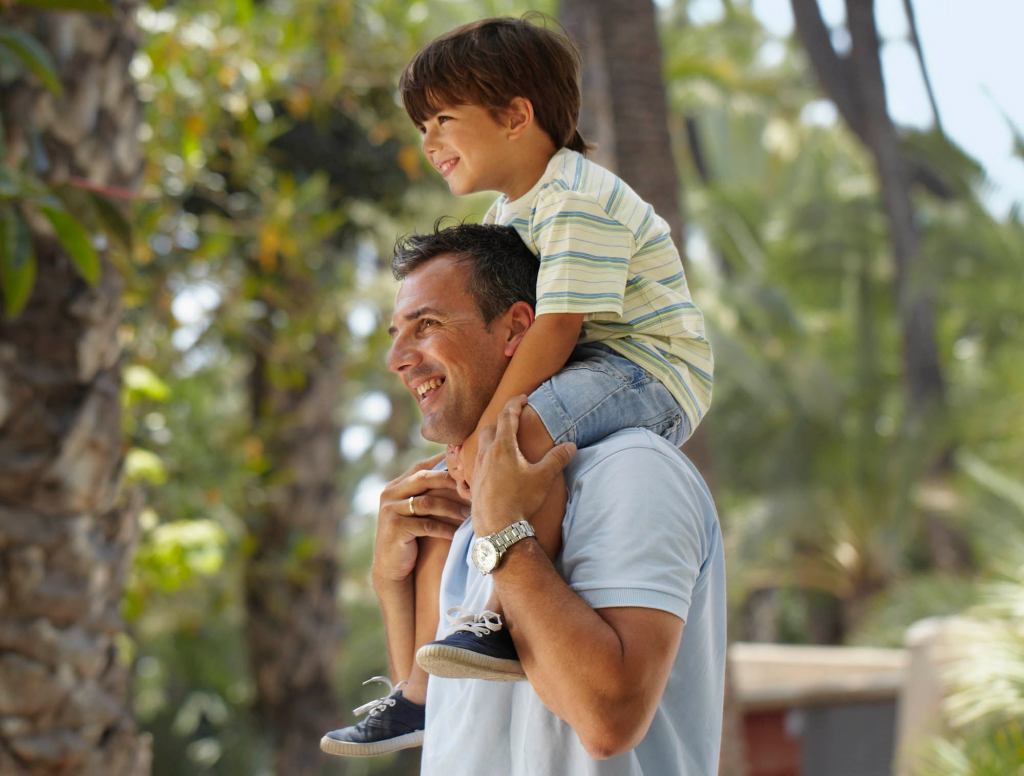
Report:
539,148,617,194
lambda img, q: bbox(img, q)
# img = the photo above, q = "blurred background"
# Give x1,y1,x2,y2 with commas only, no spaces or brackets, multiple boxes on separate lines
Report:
1,0,1021,774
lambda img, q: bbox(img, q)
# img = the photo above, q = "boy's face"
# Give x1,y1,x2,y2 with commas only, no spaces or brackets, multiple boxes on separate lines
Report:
417,104,516,197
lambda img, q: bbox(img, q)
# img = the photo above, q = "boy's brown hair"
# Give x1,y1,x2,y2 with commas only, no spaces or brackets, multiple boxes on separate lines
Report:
399,14,590,154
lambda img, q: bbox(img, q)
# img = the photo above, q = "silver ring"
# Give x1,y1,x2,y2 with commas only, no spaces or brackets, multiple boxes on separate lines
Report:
408,496,417,516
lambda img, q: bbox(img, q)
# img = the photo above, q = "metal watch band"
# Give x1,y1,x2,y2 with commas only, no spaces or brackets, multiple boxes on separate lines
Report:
492,520,535,555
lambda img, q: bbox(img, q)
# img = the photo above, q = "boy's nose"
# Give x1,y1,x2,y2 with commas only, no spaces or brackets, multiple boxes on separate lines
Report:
421,126,440,155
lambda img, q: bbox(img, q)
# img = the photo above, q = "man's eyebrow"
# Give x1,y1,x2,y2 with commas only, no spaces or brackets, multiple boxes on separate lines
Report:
387,306,444,338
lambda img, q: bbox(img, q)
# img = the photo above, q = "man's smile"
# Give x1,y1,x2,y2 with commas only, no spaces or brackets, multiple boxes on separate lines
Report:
413,376,446,404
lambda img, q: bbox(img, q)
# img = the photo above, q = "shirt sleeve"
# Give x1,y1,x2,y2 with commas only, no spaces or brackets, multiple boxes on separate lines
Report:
530,187,636,319
559,438,714,623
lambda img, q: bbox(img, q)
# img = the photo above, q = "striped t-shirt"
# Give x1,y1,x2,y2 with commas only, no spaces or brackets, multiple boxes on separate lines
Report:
484,147,713,435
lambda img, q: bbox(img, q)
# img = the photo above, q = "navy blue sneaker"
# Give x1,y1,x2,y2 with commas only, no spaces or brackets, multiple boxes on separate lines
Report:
320,677,424,757
416,610,525,681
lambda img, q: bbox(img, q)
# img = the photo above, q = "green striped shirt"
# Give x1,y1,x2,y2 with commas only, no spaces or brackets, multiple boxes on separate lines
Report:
484,148,713,434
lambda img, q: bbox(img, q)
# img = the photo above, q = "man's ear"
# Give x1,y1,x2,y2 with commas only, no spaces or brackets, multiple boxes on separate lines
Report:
505,97,535,140
502,301,535,357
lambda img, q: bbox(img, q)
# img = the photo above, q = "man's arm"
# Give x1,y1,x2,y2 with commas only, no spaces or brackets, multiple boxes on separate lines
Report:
371,453,468,680
470,398,686,759
497,543,683,758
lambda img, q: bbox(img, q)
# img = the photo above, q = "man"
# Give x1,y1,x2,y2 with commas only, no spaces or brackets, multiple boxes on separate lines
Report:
369,223,724,774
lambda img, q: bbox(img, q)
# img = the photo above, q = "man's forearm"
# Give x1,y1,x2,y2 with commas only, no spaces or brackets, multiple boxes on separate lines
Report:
492,540,682,759
373,575,416,682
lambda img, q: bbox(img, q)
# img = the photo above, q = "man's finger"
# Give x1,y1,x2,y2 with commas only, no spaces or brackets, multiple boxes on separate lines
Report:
407,451,446,475
537,441,577,479
408,517,457,540
494,395,528,452
478,423,497,452
392,467,456,497
404,493,470,524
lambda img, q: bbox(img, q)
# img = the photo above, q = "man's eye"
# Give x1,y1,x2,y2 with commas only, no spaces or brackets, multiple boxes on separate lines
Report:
419,319,439,330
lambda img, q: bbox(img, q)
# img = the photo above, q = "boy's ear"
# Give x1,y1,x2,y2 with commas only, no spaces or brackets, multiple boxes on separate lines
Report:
504,97,535,139
503,301,535,356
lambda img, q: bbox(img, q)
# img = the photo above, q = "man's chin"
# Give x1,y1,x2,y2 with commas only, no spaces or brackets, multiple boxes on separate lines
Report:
419,419,471,447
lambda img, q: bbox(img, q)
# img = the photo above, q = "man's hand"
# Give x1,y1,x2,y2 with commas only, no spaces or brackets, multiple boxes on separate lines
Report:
372,452,469,586
472,395,576,536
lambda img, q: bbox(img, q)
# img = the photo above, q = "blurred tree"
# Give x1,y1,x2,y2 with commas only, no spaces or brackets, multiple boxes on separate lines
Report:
0,1,151,773
789,0,946,424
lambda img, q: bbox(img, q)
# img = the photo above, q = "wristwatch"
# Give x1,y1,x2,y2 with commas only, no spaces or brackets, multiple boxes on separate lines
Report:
471,520,536,575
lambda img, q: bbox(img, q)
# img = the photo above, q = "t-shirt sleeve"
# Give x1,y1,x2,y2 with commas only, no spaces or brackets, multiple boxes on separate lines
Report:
530,187,635,319
560,441,713,623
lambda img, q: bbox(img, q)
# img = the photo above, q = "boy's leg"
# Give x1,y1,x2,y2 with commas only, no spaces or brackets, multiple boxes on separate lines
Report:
415,405,563,682
320,535,448,756
491,403,565,588
403,536,449,704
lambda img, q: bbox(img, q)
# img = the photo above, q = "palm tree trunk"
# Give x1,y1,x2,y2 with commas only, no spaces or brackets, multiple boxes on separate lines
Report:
244,292,343,774
560,3,741,772
0,4,150,774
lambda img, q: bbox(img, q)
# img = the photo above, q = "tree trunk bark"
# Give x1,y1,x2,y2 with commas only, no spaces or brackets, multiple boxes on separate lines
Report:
560,2,739,772
0,5,151,775
244,295,343,775
791,0,946,415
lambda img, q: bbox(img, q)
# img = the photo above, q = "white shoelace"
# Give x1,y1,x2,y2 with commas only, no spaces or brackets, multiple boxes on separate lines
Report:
352,676,407,717
444,607,504,637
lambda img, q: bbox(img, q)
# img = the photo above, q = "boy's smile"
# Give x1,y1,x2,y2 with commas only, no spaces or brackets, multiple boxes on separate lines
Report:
419,104,532,199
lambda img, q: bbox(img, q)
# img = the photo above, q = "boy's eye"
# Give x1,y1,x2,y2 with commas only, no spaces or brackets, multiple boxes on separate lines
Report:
416,124,426,134
436,115,452,125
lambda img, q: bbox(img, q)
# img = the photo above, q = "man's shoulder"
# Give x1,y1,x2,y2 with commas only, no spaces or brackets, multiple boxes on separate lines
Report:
568,429,711,503
569,427,688,469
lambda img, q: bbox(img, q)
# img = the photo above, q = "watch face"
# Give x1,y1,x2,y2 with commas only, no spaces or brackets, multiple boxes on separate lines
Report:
472,538,498,574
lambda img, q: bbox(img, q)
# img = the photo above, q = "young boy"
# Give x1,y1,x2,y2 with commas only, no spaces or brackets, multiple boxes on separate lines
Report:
321,15,712,758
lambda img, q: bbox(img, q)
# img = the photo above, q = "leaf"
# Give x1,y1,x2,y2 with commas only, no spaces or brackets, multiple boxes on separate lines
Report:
41,206,100,285
124,364,171,401
89,192,133,253
0,208,37,318
12,0,114,12
125,447,168,485
959,452,1024,516
0,29,62,95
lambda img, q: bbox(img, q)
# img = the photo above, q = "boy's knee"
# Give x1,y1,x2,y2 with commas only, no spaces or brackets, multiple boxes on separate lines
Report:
518,403,555,462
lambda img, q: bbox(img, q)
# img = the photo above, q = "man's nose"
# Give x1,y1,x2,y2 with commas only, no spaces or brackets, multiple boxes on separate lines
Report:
386,334,419,374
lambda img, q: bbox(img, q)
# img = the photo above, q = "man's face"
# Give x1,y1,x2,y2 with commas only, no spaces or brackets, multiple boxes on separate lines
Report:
387,253,512,444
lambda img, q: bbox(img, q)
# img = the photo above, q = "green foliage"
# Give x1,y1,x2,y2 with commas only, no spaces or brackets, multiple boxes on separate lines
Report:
77,0,1022,772
0,5,131,315
0,205,35,317
0,27,63,94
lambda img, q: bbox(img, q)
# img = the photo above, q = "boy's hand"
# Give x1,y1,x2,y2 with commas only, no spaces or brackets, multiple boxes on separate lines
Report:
446,443,473,499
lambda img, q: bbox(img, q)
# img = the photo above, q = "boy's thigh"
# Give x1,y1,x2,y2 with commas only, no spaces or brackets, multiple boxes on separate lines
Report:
528,343,688,447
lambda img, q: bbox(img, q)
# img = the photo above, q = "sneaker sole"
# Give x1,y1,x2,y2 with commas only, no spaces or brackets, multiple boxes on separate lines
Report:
415,643,526,682
319,729,424,757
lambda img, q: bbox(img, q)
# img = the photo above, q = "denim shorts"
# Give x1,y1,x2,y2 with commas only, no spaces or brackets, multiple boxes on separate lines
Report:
528,343,691,448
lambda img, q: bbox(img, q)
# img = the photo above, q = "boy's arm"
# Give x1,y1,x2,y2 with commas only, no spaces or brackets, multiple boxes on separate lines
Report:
459,312,584,477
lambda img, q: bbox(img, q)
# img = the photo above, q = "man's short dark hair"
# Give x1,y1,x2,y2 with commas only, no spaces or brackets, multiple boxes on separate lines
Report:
392,222,538,325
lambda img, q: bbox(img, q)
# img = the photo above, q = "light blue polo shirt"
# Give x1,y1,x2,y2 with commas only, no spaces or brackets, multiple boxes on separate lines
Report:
422,429,726,775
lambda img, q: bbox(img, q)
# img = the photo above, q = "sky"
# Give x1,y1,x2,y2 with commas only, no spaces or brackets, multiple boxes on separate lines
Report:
687,0,1023,216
